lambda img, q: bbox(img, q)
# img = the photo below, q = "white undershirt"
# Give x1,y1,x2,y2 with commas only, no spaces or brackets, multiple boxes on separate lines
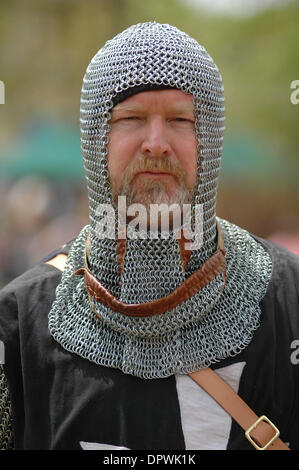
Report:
175,362,246,450
80,362,246,451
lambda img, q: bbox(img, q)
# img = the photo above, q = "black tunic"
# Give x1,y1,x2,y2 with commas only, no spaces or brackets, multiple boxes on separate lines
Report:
0,235,299,450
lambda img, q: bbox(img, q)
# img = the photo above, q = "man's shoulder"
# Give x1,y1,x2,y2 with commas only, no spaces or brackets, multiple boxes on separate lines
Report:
0,238,74,301
219,217,299,282
252,233,299,279
251,234,299,327
0,239,75,342
0,263,58,299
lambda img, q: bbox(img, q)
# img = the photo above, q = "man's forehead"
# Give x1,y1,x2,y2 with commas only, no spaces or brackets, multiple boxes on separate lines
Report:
112,88,194,113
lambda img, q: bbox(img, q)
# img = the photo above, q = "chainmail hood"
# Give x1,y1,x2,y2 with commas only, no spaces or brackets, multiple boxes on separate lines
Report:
80,21,226,301
48,22,272,378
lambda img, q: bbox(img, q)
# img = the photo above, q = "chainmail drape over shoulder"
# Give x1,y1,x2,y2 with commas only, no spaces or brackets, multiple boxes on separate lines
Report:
48,22,273,379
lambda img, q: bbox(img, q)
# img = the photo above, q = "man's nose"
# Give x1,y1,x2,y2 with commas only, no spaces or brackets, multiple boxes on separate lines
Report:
140,118,171,157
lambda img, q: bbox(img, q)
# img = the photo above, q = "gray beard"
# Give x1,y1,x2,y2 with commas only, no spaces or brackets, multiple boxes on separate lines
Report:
116,179,193,231
123,178,191,205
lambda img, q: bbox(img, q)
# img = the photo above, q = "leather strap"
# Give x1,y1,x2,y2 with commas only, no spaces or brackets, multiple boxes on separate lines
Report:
74,221,226,318
74,247,226,317
189,368,290,450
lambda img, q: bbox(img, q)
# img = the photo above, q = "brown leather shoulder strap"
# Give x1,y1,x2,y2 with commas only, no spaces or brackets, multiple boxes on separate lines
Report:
75,224,227,318
189,368,290,450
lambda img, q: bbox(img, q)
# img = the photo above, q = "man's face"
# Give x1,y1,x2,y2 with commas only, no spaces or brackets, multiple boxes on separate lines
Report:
107,89,198,211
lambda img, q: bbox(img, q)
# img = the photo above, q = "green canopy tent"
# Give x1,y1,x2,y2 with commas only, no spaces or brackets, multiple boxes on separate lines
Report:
221,133,290,185
0,122,290,186
0,120,84,181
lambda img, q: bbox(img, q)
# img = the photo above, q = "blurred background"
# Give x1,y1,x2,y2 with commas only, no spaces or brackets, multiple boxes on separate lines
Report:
0,0,298,287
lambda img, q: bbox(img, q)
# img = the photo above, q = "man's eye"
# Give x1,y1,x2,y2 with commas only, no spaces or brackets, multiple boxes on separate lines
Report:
171,118,195,124
124,116,139,120
110,116,140,125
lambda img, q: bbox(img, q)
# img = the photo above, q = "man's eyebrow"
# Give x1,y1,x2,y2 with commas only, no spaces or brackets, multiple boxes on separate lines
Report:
112,104,142,113
112,103,194,114
168,104,194,114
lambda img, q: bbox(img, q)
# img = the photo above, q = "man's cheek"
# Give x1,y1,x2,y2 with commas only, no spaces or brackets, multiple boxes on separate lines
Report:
185,165,197,191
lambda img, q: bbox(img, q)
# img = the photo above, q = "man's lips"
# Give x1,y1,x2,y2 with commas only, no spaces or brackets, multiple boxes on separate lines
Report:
136,171,175,178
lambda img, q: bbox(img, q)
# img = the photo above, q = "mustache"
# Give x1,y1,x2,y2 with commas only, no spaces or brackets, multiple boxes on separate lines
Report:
124,157,187,184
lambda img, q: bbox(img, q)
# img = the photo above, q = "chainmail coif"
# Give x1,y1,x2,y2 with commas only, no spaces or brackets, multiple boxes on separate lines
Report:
48,22,272,379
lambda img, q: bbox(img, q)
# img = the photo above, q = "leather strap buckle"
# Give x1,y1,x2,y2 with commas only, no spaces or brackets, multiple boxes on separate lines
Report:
245,415,280,450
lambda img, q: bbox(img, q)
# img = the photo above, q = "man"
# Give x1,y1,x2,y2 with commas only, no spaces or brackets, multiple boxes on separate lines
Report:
0,22,298,451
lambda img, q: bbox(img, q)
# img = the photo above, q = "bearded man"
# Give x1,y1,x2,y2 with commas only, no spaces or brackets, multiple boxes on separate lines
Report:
0,22,298,451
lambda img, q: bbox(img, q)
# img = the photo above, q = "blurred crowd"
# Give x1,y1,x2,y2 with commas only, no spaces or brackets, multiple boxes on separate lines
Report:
1,175,299,290
0,177,88,288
